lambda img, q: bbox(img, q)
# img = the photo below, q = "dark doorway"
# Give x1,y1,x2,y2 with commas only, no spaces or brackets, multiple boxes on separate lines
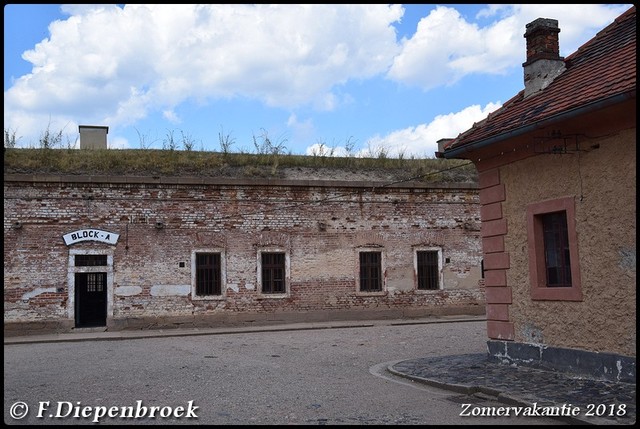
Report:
75,272,107,327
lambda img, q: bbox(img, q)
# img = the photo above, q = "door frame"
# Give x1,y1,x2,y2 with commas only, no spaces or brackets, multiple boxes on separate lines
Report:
68,248,114,327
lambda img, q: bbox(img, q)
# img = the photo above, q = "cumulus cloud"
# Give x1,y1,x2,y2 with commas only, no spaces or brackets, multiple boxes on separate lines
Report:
5,4,402,145
477,4,631,57
388,6,493,90
4,3,631,150
303,102,502,159
359,102,503,159
387,4,631,90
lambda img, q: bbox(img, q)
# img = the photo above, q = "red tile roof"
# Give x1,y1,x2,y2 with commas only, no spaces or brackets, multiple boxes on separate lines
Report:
443,6,636,155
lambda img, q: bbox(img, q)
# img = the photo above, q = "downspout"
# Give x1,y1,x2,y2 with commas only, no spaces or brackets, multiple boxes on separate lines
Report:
443,90,636,159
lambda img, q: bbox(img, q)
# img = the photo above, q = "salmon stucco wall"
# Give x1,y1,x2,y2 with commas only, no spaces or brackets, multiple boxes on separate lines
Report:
500,127,636,357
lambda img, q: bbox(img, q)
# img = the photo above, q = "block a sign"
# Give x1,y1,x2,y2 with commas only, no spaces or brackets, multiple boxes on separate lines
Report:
63,229,120,246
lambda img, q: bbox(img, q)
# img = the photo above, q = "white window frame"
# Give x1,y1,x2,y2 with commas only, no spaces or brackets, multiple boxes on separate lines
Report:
356,247,386,296
414,247,443,292
191,249,226,301
257,248,290,299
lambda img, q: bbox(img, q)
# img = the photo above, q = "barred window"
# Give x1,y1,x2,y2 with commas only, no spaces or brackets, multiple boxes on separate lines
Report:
86,272,105,292
417,250,440,290
261,252,286,294
75,254,107,266
541,212,572,287
195,253,222,296
527,196,582,301
359,251,382,292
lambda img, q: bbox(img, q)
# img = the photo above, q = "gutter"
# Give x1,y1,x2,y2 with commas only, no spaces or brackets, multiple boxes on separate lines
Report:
442,90,636,159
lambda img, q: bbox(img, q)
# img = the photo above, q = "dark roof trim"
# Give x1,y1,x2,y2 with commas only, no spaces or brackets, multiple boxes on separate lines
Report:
443,90,636,159
79,125,109,131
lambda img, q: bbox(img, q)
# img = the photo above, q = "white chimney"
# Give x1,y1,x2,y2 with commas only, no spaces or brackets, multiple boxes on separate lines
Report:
79,125,108,149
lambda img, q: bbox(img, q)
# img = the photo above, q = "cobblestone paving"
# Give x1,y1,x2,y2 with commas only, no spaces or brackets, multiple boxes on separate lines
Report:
389,353,636,426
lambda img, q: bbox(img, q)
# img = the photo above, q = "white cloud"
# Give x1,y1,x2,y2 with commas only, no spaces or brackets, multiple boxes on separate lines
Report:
162,109,180,124
4,3,631,149
477,4,632,55
107,136,129,150
387,4,631,90
305,143,349,157
360,102,503,159
388,6,490,90
4,4,403,146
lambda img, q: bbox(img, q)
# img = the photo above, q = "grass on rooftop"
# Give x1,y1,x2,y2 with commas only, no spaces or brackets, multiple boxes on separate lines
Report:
3,147,477,183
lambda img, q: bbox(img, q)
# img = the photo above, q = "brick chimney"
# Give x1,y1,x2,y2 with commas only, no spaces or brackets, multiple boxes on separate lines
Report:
523,18,565,98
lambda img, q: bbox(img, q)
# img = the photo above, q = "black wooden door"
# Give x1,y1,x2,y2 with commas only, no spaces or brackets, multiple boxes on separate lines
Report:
75,272,107,327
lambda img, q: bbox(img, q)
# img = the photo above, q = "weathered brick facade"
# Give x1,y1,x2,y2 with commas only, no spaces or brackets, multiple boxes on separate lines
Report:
4,173,485,335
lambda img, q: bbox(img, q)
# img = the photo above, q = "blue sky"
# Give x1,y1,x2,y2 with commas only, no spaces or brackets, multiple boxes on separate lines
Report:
4,4,632,157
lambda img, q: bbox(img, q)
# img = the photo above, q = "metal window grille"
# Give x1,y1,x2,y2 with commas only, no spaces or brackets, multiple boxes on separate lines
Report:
196,253,222,296
261,252,286,294
75,254,107,266
417,250,439,290
359,251,382,292
542,211,572,287
86,273,104,292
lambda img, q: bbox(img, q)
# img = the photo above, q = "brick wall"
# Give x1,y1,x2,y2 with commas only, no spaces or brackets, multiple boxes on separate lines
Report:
4,175,485,334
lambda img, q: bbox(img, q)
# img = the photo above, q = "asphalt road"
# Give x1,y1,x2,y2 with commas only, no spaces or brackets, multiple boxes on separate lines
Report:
4,320,562,425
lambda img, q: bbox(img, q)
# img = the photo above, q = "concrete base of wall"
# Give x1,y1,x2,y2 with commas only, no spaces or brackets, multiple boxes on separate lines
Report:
3,319,76,337
4,305,485,337
487,339,636,383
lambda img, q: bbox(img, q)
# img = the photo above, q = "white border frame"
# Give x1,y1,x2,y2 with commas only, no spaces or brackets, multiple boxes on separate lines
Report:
257,248,290,299
413,247,443,292
355,247,386,296
67,248,114,325
191,248,227,301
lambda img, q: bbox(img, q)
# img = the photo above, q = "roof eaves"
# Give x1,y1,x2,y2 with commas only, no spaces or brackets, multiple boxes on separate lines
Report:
442,90,636,159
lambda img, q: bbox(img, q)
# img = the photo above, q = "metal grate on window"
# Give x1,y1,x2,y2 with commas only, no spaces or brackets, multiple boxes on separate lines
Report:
196,253,222,296
542,211,572,287
359,251,382,292
86,273,105,292
261,252,286,294
417,251,439,290
75,254,108,266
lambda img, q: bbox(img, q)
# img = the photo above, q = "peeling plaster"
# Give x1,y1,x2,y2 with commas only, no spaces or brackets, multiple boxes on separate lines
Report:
227,283,239,293
520,322,545,345
616,360,623,382
21,288,56,300
618,248,636,271
150,285,190,296
115,286,143,296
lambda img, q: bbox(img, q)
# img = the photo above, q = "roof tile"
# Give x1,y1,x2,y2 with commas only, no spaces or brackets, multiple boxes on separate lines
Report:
445,6,636,151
